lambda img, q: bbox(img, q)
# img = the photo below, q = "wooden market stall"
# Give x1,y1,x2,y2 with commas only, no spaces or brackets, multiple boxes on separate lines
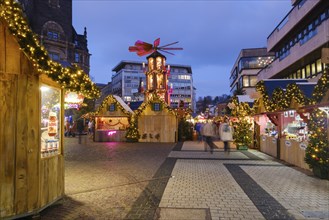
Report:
0,18,64,218
135,95,178,143
0,2,99,218
254,79,317,170
94,95,133,142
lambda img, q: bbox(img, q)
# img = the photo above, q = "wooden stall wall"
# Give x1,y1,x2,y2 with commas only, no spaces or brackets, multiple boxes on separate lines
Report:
0,20,64,219
260,135,278,158
39,75,65,208
280,139,310,170
0,21,39,217
138,105,177,143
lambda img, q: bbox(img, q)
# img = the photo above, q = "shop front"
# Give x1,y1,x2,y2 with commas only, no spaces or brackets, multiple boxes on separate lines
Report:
94,116,130,142
94,95,133,142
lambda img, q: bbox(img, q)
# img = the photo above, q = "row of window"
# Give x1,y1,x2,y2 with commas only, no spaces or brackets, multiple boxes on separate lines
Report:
169,74,191,80
285,59,324,79
276,6,329,60
238,56,274,73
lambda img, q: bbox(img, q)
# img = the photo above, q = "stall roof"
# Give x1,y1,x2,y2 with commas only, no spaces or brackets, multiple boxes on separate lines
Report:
295,82,316,98
113,95,134,114
129,101,143,110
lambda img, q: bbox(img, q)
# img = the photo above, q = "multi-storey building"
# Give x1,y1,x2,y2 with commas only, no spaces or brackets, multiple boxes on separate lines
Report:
18,0,90,74
258,0,329,81
230,48,275,96
111,61,195,112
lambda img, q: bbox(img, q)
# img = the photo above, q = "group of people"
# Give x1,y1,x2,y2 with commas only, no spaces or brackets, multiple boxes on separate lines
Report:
64,118,94,137
195,118,234,154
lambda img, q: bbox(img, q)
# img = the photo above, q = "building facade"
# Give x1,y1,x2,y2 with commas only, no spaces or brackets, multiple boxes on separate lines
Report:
111,60,195,112
258,0,329,81
18,0,90,74
230,48,275,96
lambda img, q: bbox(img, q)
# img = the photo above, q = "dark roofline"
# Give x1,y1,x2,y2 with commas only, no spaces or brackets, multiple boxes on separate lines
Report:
112,60,192,73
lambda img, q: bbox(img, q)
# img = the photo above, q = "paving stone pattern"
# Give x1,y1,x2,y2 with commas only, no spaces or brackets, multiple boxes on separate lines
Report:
32,138,329,220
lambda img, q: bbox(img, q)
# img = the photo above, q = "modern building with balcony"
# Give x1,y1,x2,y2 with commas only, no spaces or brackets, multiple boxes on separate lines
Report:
111,61,195,112
258,0,329,81
230,48,275,96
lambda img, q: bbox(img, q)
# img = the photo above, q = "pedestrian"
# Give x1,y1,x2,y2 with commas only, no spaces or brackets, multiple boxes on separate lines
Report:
201,120,216,154
194,122,203,142
88,120,94,134
64,119,70,137
219,118,234,154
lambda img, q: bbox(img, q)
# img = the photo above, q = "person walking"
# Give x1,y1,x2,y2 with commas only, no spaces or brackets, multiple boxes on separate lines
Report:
202,120,216,154
219,118,234,154
195,122,203,142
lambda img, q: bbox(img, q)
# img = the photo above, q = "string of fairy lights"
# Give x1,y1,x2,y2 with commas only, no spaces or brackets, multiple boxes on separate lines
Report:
0,0,100,99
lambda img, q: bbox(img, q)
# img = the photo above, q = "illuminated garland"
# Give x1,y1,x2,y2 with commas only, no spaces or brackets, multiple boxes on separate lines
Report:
255,81,273,112
134,92,177,117
311,66,329,104
95,95,132,116
304,108,329,179
255,66,328,112
271,88,288,111
0,0,100,99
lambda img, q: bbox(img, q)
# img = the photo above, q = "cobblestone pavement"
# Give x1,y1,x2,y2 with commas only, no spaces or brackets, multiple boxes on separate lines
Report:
37,138,329,220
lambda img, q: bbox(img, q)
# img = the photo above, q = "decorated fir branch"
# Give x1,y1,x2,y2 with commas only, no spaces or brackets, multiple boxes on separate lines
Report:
272,87,288,111
0,0,100,99
254,65,328,112
311,66,329,104
255,81,273,112
304,108,329,176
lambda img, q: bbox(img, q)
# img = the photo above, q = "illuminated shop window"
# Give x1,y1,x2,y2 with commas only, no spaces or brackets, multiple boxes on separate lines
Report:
40,85,61,158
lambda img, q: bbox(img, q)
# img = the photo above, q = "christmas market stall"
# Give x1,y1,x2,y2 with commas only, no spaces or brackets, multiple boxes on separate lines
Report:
0,2,99,218
135,94,178,143
94,95,133,142
254,77,329,177
253,79,310,159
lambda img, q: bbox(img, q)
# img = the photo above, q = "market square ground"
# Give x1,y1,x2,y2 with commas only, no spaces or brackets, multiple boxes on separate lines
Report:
34,137,329,220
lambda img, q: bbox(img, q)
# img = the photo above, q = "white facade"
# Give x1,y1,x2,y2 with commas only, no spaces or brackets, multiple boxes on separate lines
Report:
111,61,196,112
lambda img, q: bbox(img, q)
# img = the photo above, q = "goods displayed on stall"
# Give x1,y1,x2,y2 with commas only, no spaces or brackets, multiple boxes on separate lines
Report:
40,86,61,158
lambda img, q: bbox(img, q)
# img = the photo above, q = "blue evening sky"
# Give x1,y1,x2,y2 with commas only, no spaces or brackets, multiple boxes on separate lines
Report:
72,0,292,98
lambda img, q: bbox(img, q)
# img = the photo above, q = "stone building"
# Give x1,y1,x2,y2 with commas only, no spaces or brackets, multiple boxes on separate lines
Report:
18,0,90,74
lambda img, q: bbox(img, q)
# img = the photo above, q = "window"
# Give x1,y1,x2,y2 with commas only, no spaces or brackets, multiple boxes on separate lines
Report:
108,104,116,112
243,76,249,87
311,63,316,76
316,59,322,73
302,68,308,78
153,103,161,111
49,52,60,61
75,53,80,63
306,65,311,77
40,84,61,158
47,31,59,41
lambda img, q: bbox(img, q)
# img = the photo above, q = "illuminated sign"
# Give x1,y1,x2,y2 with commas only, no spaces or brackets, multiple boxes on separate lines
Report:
65,92,84,104
107,131,117,136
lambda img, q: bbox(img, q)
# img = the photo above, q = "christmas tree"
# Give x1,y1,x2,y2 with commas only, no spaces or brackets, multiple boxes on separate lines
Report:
125,116,140,142
304,108,329,179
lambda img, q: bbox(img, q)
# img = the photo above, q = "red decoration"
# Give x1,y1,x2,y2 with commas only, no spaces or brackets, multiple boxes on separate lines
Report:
129,38,183,56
